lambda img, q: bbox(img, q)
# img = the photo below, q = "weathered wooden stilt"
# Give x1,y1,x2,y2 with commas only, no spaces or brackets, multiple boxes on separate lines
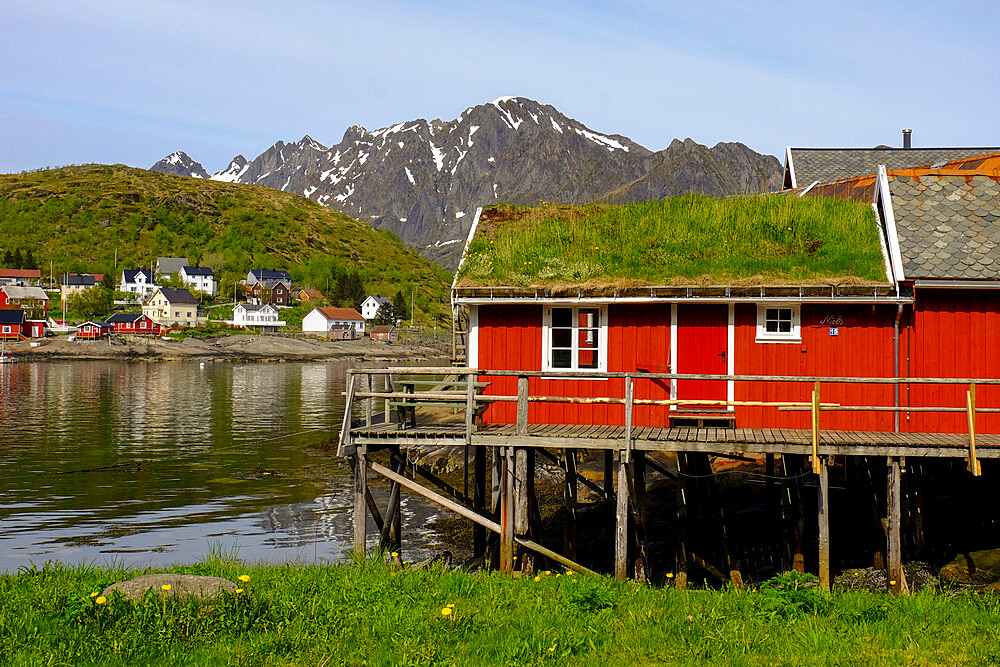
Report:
817,457,830,591
382,448,403,551
912,463,925,560
563,448,578,561
778,455,795,571
615,450,629,580
766,453,778,567
699,453,742,587
887,457,907,594
488,447,502,568
353,445,367,555
676,452,689,589
793,455,807,574
500,447,514,572
604,450,614,500
515,446,535,574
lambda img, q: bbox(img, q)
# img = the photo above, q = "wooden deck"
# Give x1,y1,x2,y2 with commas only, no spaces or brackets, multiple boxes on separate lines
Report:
349,421,999,459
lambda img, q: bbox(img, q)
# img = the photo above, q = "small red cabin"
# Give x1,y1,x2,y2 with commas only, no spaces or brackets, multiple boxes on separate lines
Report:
106,313,161,335
455,152,1000,436
0,309,25,339
75,321,110,340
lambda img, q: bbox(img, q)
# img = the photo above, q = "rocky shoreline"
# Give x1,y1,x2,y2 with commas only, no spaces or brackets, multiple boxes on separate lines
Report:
2,332,451,363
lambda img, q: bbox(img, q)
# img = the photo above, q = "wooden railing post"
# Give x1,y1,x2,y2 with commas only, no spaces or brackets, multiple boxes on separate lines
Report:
364,373,372,427
811,381,821,474
516,375,529,437
967,382,982,476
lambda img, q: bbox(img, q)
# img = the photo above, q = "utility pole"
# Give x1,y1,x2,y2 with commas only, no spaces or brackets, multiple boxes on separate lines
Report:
411,285,415,328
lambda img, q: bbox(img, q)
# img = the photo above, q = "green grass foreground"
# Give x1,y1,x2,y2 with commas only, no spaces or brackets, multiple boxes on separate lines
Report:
3,560,1000,665
459,196,886,286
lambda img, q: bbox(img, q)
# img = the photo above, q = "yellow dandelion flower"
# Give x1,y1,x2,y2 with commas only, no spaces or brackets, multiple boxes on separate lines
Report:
161,584,171,591
391,552,398,558
544,570,551,575
238,574,251,583
572,579,578,583
447,603,455,608
89,592,99,598
235,588,244,594
441,607,452,617
96,596,107,605
889,580,896,585
548,647,555,653
666,572,674,578
555,573,561,578
533,576,541,582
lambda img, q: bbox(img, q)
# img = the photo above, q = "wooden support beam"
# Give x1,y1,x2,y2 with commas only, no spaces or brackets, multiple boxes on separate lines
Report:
615,451,629,580
643,454,678,481
967,383,982,476
366,459,600,577
778,455,794,572
887,457,908,594
380,449,404,552
353,446,367,555
631,451,651,583
564,448,578,561
817,457,830,591
536,447,608,498
364,488,384,533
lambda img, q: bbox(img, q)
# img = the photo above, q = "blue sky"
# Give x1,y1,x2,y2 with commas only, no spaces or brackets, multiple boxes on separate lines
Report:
1,1,997,174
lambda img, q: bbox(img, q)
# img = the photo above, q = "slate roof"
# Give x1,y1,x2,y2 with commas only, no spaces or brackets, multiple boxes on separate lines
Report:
0,309,25,324
1,286,49,300
182,266,213,276
785,147,1000,189
156,288,198,304
249,269,291,281
106,313,145,323
157,257,188,275
237,303,277,313
61,273,96,286
889,171,1000,280
364,295,390,305
123,269,153,282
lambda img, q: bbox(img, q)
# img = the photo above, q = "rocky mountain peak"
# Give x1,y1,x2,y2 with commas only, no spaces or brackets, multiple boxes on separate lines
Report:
151,151,209,179
150,97,782,267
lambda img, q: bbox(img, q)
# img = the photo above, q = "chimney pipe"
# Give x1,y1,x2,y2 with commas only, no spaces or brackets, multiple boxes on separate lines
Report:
902,129,912,149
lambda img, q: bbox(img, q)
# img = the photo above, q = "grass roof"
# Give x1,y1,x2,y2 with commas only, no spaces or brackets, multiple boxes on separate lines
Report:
457,195,887,287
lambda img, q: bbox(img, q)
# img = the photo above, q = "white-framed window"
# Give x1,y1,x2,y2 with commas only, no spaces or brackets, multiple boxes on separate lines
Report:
139,321,146,329
756,304,801,343
542,305,607,372
2,325,10,333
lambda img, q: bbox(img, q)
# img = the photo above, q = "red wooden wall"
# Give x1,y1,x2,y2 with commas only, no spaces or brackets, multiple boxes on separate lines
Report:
476,297,998,433
733,303,895,431
904,289,1000,433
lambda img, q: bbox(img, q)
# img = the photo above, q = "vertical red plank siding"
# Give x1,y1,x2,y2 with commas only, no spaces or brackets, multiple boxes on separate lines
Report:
906,289,1000,434
734,303,895,431
477,303,671,426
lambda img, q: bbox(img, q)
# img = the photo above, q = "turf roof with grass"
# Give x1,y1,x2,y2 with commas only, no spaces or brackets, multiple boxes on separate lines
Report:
457,195,888,288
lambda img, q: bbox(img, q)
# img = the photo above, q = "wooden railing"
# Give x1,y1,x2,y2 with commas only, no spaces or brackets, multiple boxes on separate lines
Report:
341,368,1000,476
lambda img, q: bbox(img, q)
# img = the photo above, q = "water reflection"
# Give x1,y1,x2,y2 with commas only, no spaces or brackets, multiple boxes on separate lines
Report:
0,360,443,572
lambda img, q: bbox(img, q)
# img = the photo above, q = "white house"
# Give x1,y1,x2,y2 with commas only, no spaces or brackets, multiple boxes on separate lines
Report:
233,303,285,332
180,266,216,296
142,288,204,327
302,307,365,337
360,295,391,320
120,269,159,299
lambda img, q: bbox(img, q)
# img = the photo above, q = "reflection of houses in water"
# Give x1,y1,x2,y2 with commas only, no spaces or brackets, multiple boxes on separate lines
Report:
113,363,215,453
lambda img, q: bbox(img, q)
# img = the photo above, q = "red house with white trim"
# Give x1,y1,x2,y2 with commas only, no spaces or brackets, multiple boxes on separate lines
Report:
454,150,1000,435
0,309,25,340
106,313,161,335
75,321,111,339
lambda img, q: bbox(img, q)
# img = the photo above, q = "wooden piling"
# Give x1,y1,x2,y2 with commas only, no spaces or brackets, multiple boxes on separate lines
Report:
631,450,651,583
615,451,629,580
474,444,486,556
353,445,367,555
817,457,830,591
887,457,907,594
515,447,535,574
500,447,514,572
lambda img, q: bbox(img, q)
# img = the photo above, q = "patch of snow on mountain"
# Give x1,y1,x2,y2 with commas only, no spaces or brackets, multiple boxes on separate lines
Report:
429,143,445,171
211,159,251,183
573,127,629,152
493,100,524,130
451,147,468,175
455,211,465,219
304,186,317,197
359,152,369,165
488,156,495,163
398,141,404,148
189,171,203,178
280,175,291,191
434,238,464,247
550,118,563,133
335,184,355,203
529,112,539,124
399,217,407,222
493,183,498,198
467,125,480,146
491,96,518,105
167,152,183,165
405,167,415,185
331,150,342,165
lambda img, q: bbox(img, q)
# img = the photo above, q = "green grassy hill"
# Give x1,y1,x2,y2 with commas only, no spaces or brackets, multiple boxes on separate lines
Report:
0,164,452,324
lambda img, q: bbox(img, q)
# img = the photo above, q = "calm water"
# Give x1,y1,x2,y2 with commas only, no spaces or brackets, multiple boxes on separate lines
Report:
0,360,448,572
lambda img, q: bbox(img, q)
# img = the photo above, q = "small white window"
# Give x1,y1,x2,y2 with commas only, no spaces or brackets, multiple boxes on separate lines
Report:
543,305,607,372
756,304,801,343
2,326,10,333
140,321,146,329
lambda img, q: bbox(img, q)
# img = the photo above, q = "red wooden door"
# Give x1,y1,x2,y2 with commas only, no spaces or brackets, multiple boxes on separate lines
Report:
676,304,728,408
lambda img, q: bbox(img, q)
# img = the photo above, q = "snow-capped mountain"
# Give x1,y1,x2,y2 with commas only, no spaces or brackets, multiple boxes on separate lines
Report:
151,97,782,266
150,151,209,179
